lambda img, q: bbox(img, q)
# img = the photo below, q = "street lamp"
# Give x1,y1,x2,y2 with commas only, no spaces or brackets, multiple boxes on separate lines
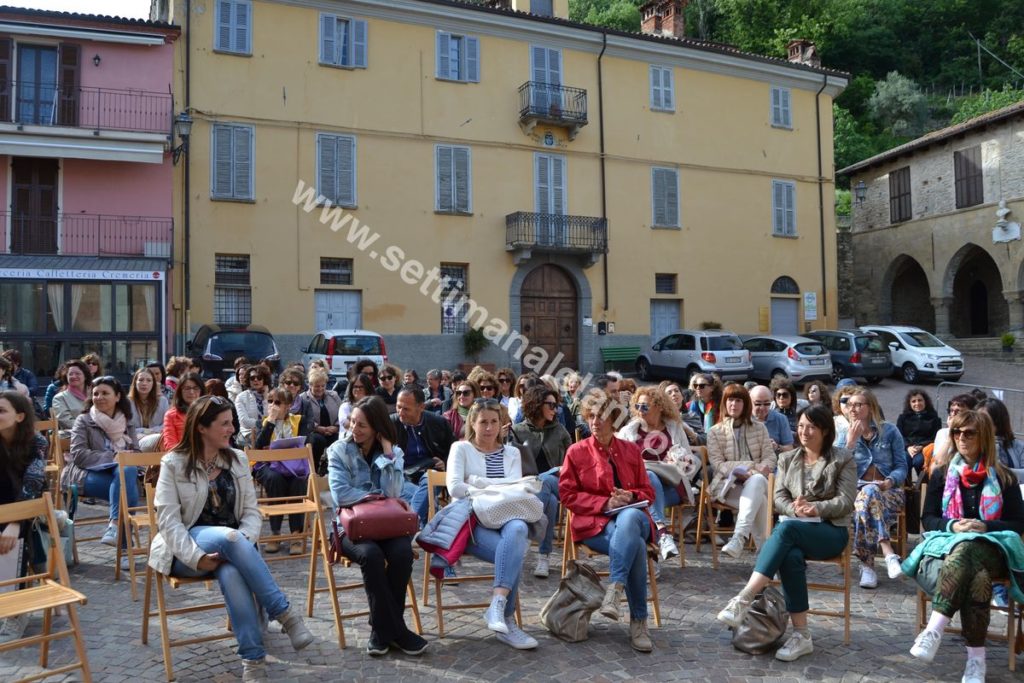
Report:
854,180,867,204
172,111,193,165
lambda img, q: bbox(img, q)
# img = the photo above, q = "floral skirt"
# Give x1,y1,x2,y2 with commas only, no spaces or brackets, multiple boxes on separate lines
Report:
852,484,904,564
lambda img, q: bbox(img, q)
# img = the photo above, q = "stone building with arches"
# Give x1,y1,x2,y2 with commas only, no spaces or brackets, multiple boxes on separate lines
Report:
840,101,1024,340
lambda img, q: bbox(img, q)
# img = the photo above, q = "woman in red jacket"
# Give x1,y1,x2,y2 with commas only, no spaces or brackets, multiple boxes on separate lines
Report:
161,372,206,450
559,389,656,653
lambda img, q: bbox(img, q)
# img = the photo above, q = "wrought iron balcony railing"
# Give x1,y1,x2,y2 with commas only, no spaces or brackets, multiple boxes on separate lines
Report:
505,211,607,256
1,212,174,259
0,81,172,135
517,81,588,138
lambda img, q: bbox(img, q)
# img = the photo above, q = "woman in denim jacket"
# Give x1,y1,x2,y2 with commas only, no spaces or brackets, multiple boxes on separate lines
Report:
834,387,907,590
326,396,424,657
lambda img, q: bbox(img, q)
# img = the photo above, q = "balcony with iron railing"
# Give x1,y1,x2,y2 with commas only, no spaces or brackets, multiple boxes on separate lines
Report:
517,81,588,139
505,211,606,267
0,80,172,135
0,213,173,260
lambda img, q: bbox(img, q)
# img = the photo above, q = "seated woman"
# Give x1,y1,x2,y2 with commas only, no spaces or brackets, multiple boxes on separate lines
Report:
717,405,856,662
339,373,374,435
128,367,169,452
63,376,140,548
235,365,270,447
616,386,690,562
688,373,722,434
908,410,1024,683
468,369,513,438
803,381,831,411
51,360,91,435
301,367,342,474
978,398,1024,484
510,385,571,578
447,398,537,650
149,395,313,682
770,378,807,440
560,390,656,653
507,373,536,425
444,379,479,439
496,368,517,408
374,364,402,414
836,387,908,589
0,357,28,398
326,396,425,657
707,383,776,559
254,387,311,555
162,372,206,450
897,389,942,477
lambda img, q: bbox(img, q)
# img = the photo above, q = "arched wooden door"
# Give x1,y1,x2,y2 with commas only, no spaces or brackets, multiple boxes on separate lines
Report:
520,265,577,370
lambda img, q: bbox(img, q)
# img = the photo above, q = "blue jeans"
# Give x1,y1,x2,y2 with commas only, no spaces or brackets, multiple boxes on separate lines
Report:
83,466,138,522
464,519,529,617
171,525,290,661
582,508,651,620
538,469,560,555
646,470,681,526
398,480,424,523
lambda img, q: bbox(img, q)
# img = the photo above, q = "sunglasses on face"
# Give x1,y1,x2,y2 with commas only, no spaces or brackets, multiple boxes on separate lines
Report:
839,397,850,405
694,383,709,389
269,400,286,406
282,380,301,386
380,375,394,380
635,403,650,413
249,375,263,382
951,428,978,440
455,389,475,397
542,401,558,408
775,392,790,399
480,385,496,391
499,378,511,384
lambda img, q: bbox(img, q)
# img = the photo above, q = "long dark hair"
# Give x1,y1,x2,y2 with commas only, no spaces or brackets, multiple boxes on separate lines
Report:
978,398,1015,448
0,391,39,489
351,396,397,450
129,368,160,427
172,372,206,412
84,376,132,418
346,373,375,403
174,395,239,477
797,404,837,458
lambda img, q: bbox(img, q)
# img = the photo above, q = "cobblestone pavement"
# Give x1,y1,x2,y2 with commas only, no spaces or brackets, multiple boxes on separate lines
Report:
2,513,1020,683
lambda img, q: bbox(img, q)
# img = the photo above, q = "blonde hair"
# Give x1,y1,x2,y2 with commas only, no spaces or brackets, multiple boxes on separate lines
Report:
849,387,884,425
464,400,502,446
631,386,681,423
579,389,627,428
307,367,329,386
947,410,1016,486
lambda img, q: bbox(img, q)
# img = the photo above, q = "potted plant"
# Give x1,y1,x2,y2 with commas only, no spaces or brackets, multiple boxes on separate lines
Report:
1000,332,1016,353
701,321,723,330
463,326,489,364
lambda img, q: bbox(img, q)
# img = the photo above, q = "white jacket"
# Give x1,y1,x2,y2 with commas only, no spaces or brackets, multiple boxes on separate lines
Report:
616,418,692,455
234,389,266,443
446,441,522,499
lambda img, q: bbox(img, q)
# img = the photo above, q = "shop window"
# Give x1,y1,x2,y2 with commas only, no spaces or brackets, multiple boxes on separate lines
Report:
0,283,44,333
114,284,157,332
70,283,111,332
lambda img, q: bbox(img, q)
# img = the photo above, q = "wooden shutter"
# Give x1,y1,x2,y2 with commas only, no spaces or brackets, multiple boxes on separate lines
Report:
57,43,80,126
535,153,550,214
212,125,234,197
216,0,232,50
0,38,12,123
954,146,983,208
889,167,910,223
771,87,783,125
436,32,450,79
653,168,667,225
781,89,791,127
653,168,677,226
649,66,662,110
551,155,565,215
320,15,336,64
662,67,673,110
784,182,795,234
454,147,470,213
436,145,453,212
337,136,355,206
773,180,785,233
318,134,337,202
352,20,367,68
465,37,479,83
232,126,252,199
233,1,250,54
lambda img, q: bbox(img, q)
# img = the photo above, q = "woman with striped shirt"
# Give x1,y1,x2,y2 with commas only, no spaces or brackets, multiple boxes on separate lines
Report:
446,399,536,650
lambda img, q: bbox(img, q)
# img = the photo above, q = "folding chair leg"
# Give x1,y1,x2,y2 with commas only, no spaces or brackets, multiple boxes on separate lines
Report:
1008,597,1017,672
407,580,423,635
155,575,175,682
422,556,431,607
647,555,662,628
842,552,851,645
434,579,444,638
142,566,153,644
39,606,52,668
66,602,93,683
306,521,319,618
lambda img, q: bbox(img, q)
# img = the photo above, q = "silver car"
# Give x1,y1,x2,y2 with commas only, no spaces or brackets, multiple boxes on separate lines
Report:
741,335,832,384
636,330,753,382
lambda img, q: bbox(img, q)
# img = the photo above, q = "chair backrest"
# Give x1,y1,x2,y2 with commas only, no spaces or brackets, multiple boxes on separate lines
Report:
311,472,335,514
243,446,317,505
425,469,447,521
0,493,72,590
35,418,57,436
117,450,166,516
919,481,928,517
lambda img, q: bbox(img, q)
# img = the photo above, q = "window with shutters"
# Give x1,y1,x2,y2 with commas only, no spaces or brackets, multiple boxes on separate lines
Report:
435,145,472,214
210,123,254,201
531,0,554,16
214,254,251,325
436,32,480,83
649,65,674,112
770,86,792,128
439,264,469,334
954,145,983,209
215,0,252,55
655,273,677,294
319,14,368,68
771,180,796,236
651,167,680,228
889,166,911,223
320,258,353,285
316,133,357,207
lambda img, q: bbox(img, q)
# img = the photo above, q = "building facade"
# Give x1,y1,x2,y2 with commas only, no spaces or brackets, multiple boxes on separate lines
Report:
162,0,846,374
0,7,178,384
841,102,1024,340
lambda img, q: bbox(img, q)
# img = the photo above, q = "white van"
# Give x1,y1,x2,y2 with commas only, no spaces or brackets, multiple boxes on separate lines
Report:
859,325,964,383
301,329,387,380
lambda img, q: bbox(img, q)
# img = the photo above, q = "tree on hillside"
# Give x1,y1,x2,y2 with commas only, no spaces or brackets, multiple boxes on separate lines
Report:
868,71,929,137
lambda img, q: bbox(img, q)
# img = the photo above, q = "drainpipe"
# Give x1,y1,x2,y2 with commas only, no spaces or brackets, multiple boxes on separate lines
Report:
598,32,608,312
182,0,192,351
815,74,828,321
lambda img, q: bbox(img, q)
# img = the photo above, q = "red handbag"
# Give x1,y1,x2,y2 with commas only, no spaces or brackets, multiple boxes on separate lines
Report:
338,495,419,542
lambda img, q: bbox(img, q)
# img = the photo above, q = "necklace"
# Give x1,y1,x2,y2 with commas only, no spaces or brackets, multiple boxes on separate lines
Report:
202,456,219,478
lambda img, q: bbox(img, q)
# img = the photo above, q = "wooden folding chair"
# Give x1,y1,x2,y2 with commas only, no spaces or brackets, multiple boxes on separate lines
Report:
35,420,61,511
114,451,165,600
244,446,319,564
0,493,91,682
140,484,232,682
305,474,422,648
419,469,523,637
559,508,662,627
60,437,113,564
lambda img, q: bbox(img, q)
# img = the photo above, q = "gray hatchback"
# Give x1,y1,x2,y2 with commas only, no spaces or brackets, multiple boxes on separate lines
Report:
805,329,891,385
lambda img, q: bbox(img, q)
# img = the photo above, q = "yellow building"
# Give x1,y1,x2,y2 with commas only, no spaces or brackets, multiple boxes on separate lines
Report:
160,0,847,375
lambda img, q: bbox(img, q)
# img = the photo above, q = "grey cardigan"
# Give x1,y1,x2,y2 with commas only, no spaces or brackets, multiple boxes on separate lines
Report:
52,390,86,433
774,446,858,528
62,411,140,490
129,395,170,435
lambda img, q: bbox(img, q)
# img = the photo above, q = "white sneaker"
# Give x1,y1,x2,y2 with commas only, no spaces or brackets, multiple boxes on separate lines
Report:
484,595,509,634
658,532,679,561
775,630,814,661
962,656,986,683
721,536,745,560
495,623,538,650
859,564,878,589
100,523,118,547
909,628,943,662
885,553,903,580
533,554,550,578
0,613,29,643
716,595,752,629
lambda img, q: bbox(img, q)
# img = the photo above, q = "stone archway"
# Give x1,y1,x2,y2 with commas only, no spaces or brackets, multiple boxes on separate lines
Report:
880,255,935,331
944,244,1007,338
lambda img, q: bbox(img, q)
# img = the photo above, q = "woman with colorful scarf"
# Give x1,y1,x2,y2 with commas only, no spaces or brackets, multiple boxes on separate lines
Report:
908,410,1024,683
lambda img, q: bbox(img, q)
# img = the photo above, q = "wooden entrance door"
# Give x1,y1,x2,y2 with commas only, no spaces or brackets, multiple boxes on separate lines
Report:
520,264,577,370
11,157,59,254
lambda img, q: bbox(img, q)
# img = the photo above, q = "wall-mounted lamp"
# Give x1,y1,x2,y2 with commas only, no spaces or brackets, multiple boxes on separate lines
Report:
171,111,193,165
92,54,101,67
854,180,867,204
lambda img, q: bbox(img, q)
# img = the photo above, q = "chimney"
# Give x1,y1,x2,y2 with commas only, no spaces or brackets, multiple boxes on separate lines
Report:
640,0,687,39
787,39,821,68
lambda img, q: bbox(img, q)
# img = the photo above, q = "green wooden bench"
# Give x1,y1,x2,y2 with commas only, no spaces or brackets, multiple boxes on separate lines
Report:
599,346,642,372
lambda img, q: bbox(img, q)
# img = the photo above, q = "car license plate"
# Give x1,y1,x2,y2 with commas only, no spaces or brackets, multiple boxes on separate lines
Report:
870,357,887,364
725,357,741,364
809,359,825,366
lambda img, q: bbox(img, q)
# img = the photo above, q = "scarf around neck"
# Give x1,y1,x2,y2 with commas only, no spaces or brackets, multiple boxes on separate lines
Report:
942,454,1003,521
90,405,129,451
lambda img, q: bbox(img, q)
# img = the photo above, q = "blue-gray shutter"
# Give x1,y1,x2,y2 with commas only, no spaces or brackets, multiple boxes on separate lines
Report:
436,145,453,212
551,155,565,215
337,136,355,206
652,168,666,225
465,36,479,83
784,182,795,233
664,169,678,225
771,87,783,125
352,20,367,68
216,1,231,51
781,88,791,127
454,147,470,213
212,125,233,197
318,134,337,202
535,153,550,214
649,66,662,110
233,125,252,199
436,32,450,79
661,67,674,110
232,0,250,54
320,15,335,64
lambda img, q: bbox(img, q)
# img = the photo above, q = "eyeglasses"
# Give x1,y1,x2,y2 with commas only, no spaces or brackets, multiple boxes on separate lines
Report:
269,400,285,406
473,398,500,408
635,403,650,413
282,380,301,386
542,401,558,408
90,375,117,386
775,392,790,399
181,384,202,393
248,375,263,382
499,378,511,384
455,389,475,397
753,401,772,407
380,375,395,380
694,383,709,389
951,428,978,440
480,385,496,391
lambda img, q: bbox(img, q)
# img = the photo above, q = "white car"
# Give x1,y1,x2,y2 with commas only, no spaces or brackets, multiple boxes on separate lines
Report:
859,325,964,384
301,329,387,380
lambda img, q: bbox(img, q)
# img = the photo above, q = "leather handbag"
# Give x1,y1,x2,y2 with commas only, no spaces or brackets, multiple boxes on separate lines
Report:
644,461,682,486
539,560,604,642
731,586,789,655
338,495,418,542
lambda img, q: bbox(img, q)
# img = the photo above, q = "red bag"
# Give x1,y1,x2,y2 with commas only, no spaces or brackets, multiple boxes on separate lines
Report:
338,495,418,542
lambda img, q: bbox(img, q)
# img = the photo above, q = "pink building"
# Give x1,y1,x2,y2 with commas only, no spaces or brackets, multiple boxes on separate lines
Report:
0,7,179,387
